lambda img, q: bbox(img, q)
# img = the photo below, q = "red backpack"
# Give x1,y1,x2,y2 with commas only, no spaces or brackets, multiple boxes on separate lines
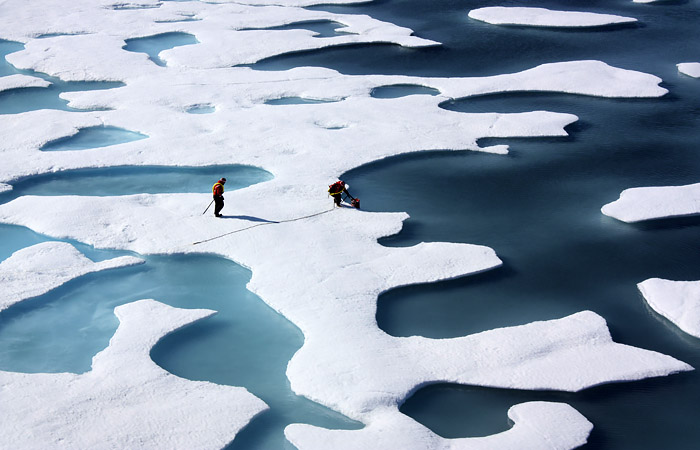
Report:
328,181,345,194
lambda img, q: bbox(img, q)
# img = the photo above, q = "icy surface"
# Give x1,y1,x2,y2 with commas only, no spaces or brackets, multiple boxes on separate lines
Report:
0,299,267,449
0,241,142,312
0,74,50,93
288,401,592,450
678,62,700,78
0,0,691,448
468,7,637,28
0,60,666,183
601,182,700,222
639,278,700,339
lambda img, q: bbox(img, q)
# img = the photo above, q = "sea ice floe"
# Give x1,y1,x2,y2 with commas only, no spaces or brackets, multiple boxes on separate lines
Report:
0,74,51,93
0,0,689,447
287,310,691,422
0,60,666,183
288,402,592,450
468,7,637,28
638,278,700,339
678,62,700,78
0,299,267,449
0,194,692,421
1,0,436,75
0,241,143,312
601,182,700,222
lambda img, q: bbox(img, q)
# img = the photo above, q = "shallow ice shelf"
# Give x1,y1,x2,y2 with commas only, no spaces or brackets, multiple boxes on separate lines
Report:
39,125,148,151
0,74,50,93
0,40,123,114
0,80,123,114
123,32,198,67
0,241,142,314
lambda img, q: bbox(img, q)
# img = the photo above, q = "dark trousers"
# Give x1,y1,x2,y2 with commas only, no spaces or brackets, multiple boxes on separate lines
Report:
214,195,224,216
331,193,342,206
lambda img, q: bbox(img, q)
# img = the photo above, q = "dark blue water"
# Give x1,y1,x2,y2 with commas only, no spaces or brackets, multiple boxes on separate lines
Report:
241,21,351,38
0,39,124,114
123,32,198,67
370,84,440,98
322,0,700,448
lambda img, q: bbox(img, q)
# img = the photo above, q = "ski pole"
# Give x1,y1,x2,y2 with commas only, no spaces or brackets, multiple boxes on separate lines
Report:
202,199,214,215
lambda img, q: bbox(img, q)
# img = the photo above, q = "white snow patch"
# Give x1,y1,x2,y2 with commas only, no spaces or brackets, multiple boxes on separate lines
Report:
0,299,268,449
639,278,700,339
602,182,700,222
0,183,11,193
287,402,592,450
0,74,51,93
678,62,700,78
0,241,143,312
468,7,637,28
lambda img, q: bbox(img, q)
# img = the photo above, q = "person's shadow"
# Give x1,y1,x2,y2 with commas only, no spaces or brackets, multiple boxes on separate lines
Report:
219,215,278,223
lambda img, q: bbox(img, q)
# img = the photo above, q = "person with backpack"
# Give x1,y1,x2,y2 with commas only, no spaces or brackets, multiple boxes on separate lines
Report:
212,178,226,217
328,180,359,208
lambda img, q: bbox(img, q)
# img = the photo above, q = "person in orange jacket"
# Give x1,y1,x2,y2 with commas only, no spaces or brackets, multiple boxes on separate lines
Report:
212,178,226,217
328,180,359,208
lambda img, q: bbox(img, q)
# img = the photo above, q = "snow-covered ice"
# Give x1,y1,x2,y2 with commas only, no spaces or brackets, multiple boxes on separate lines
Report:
0,60,666,183
0,299,267,449
0,74,51,93
0,0,692,447
638,278,700,339
602,182,700,222
678,62,700,78
468,7,637,28
603,182,700,340
0,192,692,444
0,241,143,312
288,401,593,450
